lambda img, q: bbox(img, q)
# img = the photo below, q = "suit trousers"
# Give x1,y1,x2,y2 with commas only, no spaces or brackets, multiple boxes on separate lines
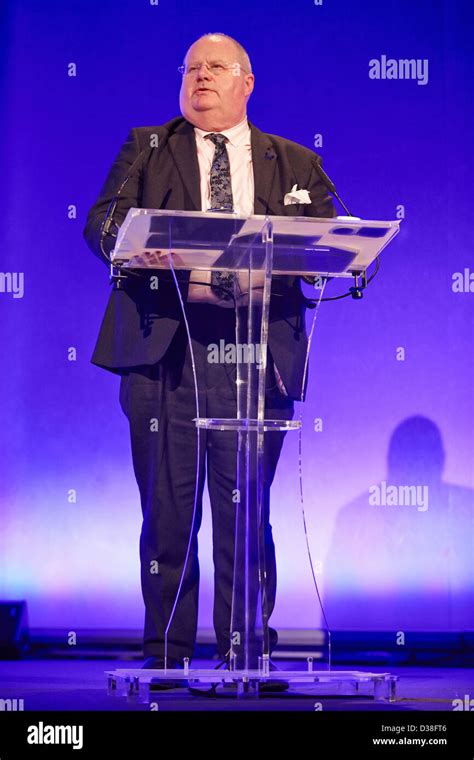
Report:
119,304,294,663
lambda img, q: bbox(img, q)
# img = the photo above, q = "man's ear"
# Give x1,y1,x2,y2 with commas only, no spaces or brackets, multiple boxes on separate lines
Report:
245,75,255,97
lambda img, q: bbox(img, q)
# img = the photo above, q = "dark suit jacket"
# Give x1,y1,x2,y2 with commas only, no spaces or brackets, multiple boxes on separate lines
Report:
83,116,336,400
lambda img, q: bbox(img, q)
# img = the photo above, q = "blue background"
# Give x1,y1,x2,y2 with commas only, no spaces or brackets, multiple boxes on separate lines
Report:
0,0,472,636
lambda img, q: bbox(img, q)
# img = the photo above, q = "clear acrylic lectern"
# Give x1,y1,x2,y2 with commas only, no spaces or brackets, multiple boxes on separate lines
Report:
106,208,400,697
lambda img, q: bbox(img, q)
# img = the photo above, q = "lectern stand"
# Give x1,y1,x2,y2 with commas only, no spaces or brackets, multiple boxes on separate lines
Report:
105,208,400,698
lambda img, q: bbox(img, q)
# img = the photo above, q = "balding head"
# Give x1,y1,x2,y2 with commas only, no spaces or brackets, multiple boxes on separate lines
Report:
191,33,252,74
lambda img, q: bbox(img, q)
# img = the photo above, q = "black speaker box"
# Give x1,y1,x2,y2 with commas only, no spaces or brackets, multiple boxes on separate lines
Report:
0,601,29,658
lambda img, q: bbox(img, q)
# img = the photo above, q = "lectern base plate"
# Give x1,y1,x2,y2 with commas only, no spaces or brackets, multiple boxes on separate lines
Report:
106,668,399,702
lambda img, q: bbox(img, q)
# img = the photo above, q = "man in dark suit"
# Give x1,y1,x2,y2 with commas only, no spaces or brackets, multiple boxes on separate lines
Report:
84,32,335,673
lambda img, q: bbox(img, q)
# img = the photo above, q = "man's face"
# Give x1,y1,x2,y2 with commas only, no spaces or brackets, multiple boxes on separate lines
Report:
179,37,254,131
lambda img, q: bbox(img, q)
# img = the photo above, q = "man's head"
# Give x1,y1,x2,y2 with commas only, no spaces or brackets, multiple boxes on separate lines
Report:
179,33,254,131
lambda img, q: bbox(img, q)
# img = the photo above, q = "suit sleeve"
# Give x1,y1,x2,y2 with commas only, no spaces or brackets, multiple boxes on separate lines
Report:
83,128,143,266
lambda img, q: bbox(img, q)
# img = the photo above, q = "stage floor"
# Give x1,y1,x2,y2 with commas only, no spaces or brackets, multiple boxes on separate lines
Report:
1,659,473,711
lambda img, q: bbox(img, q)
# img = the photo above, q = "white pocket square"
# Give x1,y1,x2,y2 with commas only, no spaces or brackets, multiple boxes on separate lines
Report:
283,184,312,205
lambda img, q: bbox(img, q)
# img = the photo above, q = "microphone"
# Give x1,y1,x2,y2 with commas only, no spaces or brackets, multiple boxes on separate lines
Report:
312,157,353,218
301,158,357,295
99,144,156,265
306,158,381,301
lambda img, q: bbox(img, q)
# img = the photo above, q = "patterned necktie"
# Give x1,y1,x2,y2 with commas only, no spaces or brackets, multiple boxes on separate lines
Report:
205,132,235,301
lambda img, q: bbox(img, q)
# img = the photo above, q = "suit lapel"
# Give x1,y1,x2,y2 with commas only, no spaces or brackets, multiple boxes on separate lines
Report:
248,120,278,215
249,121,303,216
167,119,202,210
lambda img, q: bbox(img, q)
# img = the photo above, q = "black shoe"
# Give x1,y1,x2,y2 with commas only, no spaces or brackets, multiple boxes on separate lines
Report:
259,675,289,692
259,661,289,693
141,656,188,690
212,657,289,693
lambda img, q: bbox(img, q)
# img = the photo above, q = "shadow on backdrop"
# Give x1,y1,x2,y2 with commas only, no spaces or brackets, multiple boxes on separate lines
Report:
324,416,474,630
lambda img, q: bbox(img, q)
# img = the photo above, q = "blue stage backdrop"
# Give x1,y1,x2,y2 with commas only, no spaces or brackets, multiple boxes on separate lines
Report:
0,0,472,635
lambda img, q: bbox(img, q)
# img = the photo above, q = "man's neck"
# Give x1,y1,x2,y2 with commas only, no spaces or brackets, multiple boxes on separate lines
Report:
192,113,247,133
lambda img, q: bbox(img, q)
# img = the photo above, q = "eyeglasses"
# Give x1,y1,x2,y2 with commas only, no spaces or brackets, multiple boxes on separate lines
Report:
178,61,249,77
